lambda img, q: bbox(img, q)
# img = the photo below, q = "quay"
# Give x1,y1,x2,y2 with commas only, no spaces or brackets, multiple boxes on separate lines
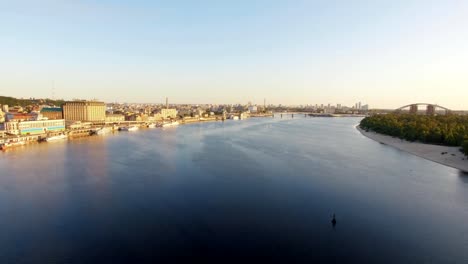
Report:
0,113,264,151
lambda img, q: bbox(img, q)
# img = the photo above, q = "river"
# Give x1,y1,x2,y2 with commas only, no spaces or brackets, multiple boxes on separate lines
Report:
1,116,467,263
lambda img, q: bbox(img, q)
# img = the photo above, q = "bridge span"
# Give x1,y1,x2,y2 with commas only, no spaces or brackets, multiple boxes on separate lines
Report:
395,103,451,115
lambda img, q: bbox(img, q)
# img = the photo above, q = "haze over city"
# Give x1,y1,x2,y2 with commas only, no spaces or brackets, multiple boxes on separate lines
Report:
1,0,467,109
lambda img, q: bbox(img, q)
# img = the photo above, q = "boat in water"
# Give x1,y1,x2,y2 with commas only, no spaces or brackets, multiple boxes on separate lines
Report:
94,127,112,135
45,134,68,142
119,126,139,131
147,123,157,128
162,121,179,127
1,141,26,150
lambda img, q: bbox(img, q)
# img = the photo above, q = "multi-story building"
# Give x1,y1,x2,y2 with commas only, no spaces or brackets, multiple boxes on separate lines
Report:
5,119,65,135
0,108,5,123
248,106,258,113
105,114,125,123
63,101,106,122
40,107,63,120
160,108,178,119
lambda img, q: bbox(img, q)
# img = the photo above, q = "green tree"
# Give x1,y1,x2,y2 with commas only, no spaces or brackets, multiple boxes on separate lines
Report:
462,140,468,156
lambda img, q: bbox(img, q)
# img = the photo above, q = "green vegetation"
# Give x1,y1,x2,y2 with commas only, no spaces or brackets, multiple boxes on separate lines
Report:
462,140,468,156
360,114,468,150
0,96,66,109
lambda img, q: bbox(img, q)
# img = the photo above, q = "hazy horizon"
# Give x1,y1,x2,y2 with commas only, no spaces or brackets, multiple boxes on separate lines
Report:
1,0,467,109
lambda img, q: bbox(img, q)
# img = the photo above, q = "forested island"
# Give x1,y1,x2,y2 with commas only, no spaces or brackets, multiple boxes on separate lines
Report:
360,114,468,156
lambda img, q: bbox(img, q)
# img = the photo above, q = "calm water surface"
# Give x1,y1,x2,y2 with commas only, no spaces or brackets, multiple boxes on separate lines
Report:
1,116,468,263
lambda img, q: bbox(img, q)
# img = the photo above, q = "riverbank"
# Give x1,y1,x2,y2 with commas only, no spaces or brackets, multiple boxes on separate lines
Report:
0,116,266,151
357,126,468,172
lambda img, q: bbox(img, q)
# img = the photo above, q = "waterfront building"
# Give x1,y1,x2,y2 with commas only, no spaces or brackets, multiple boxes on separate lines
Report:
5,119,65,135
2,104,8,113
63,101,106,122
105,114,125,123
0,108,5,123
153,113,164,121
160,108,178,119
41,107,63,120
5,113,39,122
125,114,142,122
248,106,258,113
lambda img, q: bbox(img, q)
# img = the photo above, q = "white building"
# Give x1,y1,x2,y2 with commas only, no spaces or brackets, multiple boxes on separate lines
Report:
248,106,258,113
5,119,65,135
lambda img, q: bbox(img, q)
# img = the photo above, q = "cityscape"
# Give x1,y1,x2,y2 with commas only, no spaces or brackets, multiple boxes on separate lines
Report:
0,96,374,149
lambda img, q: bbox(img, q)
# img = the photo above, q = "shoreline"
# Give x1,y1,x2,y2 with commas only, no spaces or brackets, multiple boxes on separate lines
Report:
0,116,267,151
356,125,468,172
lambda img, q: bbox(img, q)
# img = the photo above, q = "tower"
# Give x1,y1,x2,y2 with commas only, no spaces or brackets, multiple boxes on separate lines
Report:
166,97,168,109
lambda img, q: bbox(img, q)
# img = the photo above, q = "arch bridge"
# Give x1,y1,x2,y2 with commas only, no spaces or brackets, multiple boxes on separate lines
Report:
395,103,451,115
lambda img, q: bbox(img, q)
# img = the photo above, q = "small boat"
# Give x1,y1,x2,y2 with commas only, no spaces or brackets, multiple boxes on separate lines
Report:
162,121,179,127
45,134,68,142
1,141,26,150
147,123,157,128
95,127,112,135
119,126,139,131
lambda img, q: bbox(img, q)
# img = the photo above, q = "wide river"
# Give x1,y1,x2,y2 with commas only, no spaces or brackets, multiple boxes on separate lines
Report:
1,116,467,263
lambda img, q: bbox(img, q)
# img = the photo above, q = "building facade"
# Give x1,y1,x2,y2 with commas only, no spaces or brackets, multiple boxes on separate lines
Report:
160,109,178,119
5,119,65,135
41,107,63,120
105,114,125,123
0,108,4,123
63,101,106,122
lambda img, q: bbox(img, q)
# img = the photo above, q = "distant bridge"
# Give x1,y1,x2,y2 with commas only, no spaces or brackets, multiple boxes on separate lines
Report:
395,103,451,115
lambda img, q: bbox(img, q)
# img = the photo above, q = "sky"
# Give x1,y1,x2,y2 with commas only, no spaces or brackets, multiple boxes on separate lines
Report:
0,0,467,109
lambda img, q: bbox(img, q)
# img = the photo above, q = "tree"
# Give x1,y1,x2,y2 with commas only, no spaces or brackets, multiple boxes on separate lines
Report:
360,113,468,149
462,140,468,156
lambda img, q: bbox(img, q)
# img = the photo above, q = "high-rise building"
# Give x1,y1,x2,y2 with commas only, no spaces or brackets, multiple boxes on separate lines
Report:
63,101,106,122
358,102,361,110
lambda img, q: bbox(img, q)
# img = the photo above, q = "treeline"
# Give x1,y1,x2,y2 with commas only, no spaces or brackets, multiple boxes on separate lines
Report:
0,96,65,108
360,114,468,155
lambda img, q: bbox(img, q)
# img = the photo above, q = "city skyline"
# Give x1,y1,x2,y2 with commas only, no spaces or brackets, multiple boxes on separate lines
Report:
1,0,467,109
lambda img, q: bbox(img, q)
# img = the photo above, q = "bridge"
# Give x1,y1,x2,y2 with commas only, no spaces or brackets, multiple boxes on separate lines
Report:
395,103,451,115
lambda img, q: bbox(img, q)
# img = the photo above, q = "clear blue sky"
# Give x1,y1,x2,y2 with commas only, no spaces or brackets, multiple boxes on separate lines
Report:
1,0,467,109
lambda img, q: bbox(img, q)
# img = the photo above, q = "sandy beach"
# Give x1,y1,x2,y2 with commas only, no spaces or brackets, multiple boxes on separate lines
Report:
357,126,468,172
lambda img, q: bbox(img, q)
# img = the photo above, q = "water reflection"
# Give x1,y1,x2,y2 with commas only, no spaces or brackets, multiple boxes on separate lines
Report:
1,118,468,263
458,170,468,184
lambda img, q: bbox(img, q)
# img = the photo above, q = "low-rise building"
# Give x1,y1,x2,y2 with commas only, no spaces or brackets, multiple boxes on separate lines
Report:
5,119,65,135
41,107,63,120
0,108,5,123
105,114,125,123
153,113,164,121
160,108,178,119
5,113,38,122
248,106,258,113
